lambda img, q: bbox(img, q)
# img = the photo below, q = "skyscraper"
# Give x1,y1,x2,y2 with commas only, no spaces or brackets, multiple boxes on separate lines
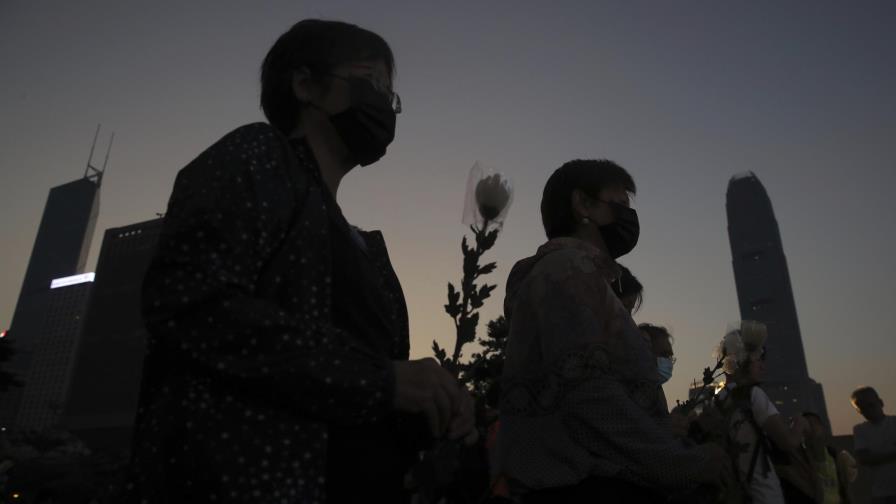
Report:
14,274,93,429
62,218,162,454
0,175,101,427
726,172,830,430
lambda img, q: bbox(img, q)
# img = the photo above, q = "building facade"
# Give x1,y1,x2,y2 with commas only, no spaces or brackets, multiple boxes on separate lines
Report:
14,275,93,429
62,218,162,454
1,176,100,428
726,172,830,431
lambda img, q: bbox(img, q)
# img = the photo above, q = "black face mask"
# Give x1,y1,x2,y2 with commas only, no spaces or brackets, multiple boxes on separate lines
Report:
327,77,396,167
599,202,640,258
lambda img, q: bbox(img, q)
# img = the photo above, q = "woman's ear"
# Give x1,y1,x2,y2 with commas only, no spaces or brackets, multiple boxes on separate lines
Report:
291,67,313,102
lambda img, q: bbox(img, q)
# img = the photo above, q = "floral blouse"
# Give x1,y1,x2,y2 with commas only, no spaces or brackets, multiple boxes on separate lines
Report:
495,238,713,493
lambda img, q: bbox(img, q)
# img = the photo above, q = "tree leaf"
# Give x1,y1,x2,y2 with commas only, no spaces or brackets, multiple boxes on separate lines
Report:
481,228,500,250
470,296,484,309
478,262,497,276
479,284,497,301
444,283,462,317
432,341,448,366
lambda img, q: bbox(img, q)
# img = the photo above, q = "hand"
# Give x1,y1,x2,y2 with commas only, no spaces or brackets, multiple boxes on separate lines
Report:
447,390,477,445
393,358,466,437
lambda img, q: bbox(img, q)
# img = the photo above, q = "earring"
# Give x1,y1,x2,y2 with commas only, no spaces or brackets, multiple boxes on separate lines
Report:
582,217,590,224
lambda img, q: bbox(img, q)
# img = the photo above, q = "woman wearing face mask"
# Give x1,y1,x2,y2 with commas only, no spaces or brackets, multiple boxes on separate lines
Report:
639,323,675,386
125,20,473,504
640,323,695,440
494,160,728,503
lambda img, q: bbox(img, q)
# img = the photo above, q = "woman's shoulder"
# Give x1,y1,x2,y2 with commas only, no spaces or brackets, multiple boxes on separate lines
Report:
212,122,288,156
221,121,282,142
748,386,779,420
181,122,296,181
173,123,300,219
510,246,615,311
532,241,615,281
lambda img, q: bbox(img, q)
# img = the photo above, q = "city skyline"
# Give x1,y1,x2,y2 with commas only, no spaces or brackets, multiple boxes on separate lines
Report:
1,1,894,435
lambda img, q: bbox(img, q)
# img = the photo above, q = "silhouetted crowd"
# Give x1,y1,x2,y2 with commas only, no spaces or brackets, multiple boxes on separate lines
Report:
120,18,896,504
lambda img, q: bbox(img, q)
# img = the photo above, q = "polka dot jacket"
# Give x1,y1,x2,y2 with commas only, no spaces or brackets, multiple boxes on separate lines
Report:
123,123,411,503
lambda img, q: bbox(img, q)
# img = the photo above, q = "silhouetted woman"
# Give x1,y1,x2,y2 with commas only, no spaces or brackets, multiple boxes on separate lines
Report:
495,160,727,502
125,19,472,504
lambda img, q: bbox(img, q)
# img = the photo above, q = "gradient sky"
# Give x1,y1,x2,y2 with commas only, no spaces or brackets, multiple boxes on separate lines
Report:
1,1,894,435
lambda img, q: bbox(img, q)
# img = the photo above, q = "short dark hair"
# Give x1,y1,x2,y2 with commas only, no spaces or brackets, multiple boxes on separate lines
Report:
260,19,396,134
540,159,636,239
851,386,880,405
611,264,643,312
638,323,673,346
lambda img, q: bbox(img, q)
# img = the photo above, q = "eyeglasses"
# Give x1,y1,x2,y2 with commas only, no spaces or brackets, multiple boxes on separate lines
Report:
597,199,632,209
325,73,402,114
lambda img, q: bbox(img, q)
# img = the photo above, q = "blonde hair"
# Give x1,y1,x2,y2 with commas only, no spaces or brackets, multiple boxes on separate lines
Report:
713,320,767,376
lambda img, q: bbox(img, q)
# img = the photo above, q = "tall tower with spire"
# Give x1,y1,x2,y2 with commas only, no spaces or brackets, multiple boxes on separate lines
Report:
726,172,830,430
0,126,110,428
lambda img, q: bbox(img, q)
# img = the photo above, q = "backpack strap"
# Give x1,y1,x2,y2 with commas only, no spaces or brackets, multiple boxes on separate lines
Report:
745,423,764,484
736,385,773,483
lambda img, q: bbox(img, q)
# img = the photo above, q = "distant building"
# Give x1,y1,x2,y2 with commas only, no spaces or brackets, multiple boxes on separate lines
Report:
14,274,93,429
726,172,830,431
0,176,101,428
62,218,162,454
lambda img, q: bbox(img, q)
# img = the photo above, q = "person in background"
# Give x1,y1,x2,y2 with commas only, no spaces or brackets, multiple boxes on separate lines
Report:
851,386,896,504
715,320,810,504
496,159,728,503
773,412,828,503
803,412,853,504
639,323,691,439
611,264,643,314
639,323,674,386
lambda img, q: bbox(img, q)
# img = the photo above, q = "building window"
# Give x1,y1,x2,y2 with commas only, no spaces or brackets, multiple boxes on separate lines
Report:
750,297,773,312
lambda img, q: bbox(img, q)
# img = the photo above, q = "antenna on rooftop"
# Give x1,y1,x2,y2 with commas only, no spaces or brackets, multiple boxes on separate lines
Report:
84,124,113,186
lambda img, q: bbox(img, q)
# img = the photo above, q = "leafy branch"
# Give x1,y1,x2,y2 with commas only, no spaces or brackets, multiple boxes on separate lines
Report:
433,221,500,377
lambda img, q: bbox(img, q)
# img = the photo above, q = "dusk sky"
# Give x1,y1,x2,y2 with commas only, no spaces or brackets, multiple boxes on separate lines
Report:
1,1,894,435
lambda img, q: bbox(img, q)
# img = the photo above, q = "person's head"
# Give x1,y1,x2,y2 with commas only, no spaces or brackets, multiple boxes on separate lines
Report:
851,386,885,423
639,323,674,383
261,19,398,166
802,412,828,441
718,320,767,385
742,351,765,384
540,160,638,258
612,264,643,314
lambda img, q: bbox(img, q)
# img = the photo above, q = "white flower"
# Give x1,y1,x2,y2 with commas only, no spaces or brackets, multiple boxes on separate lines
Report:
462,162,513,228
714,330,746,374
475,174,511,221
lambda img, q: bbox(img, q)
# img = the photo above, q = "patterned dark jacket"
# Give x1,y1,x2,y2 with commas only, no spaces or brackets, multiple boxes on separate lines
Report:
124,123,411,503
